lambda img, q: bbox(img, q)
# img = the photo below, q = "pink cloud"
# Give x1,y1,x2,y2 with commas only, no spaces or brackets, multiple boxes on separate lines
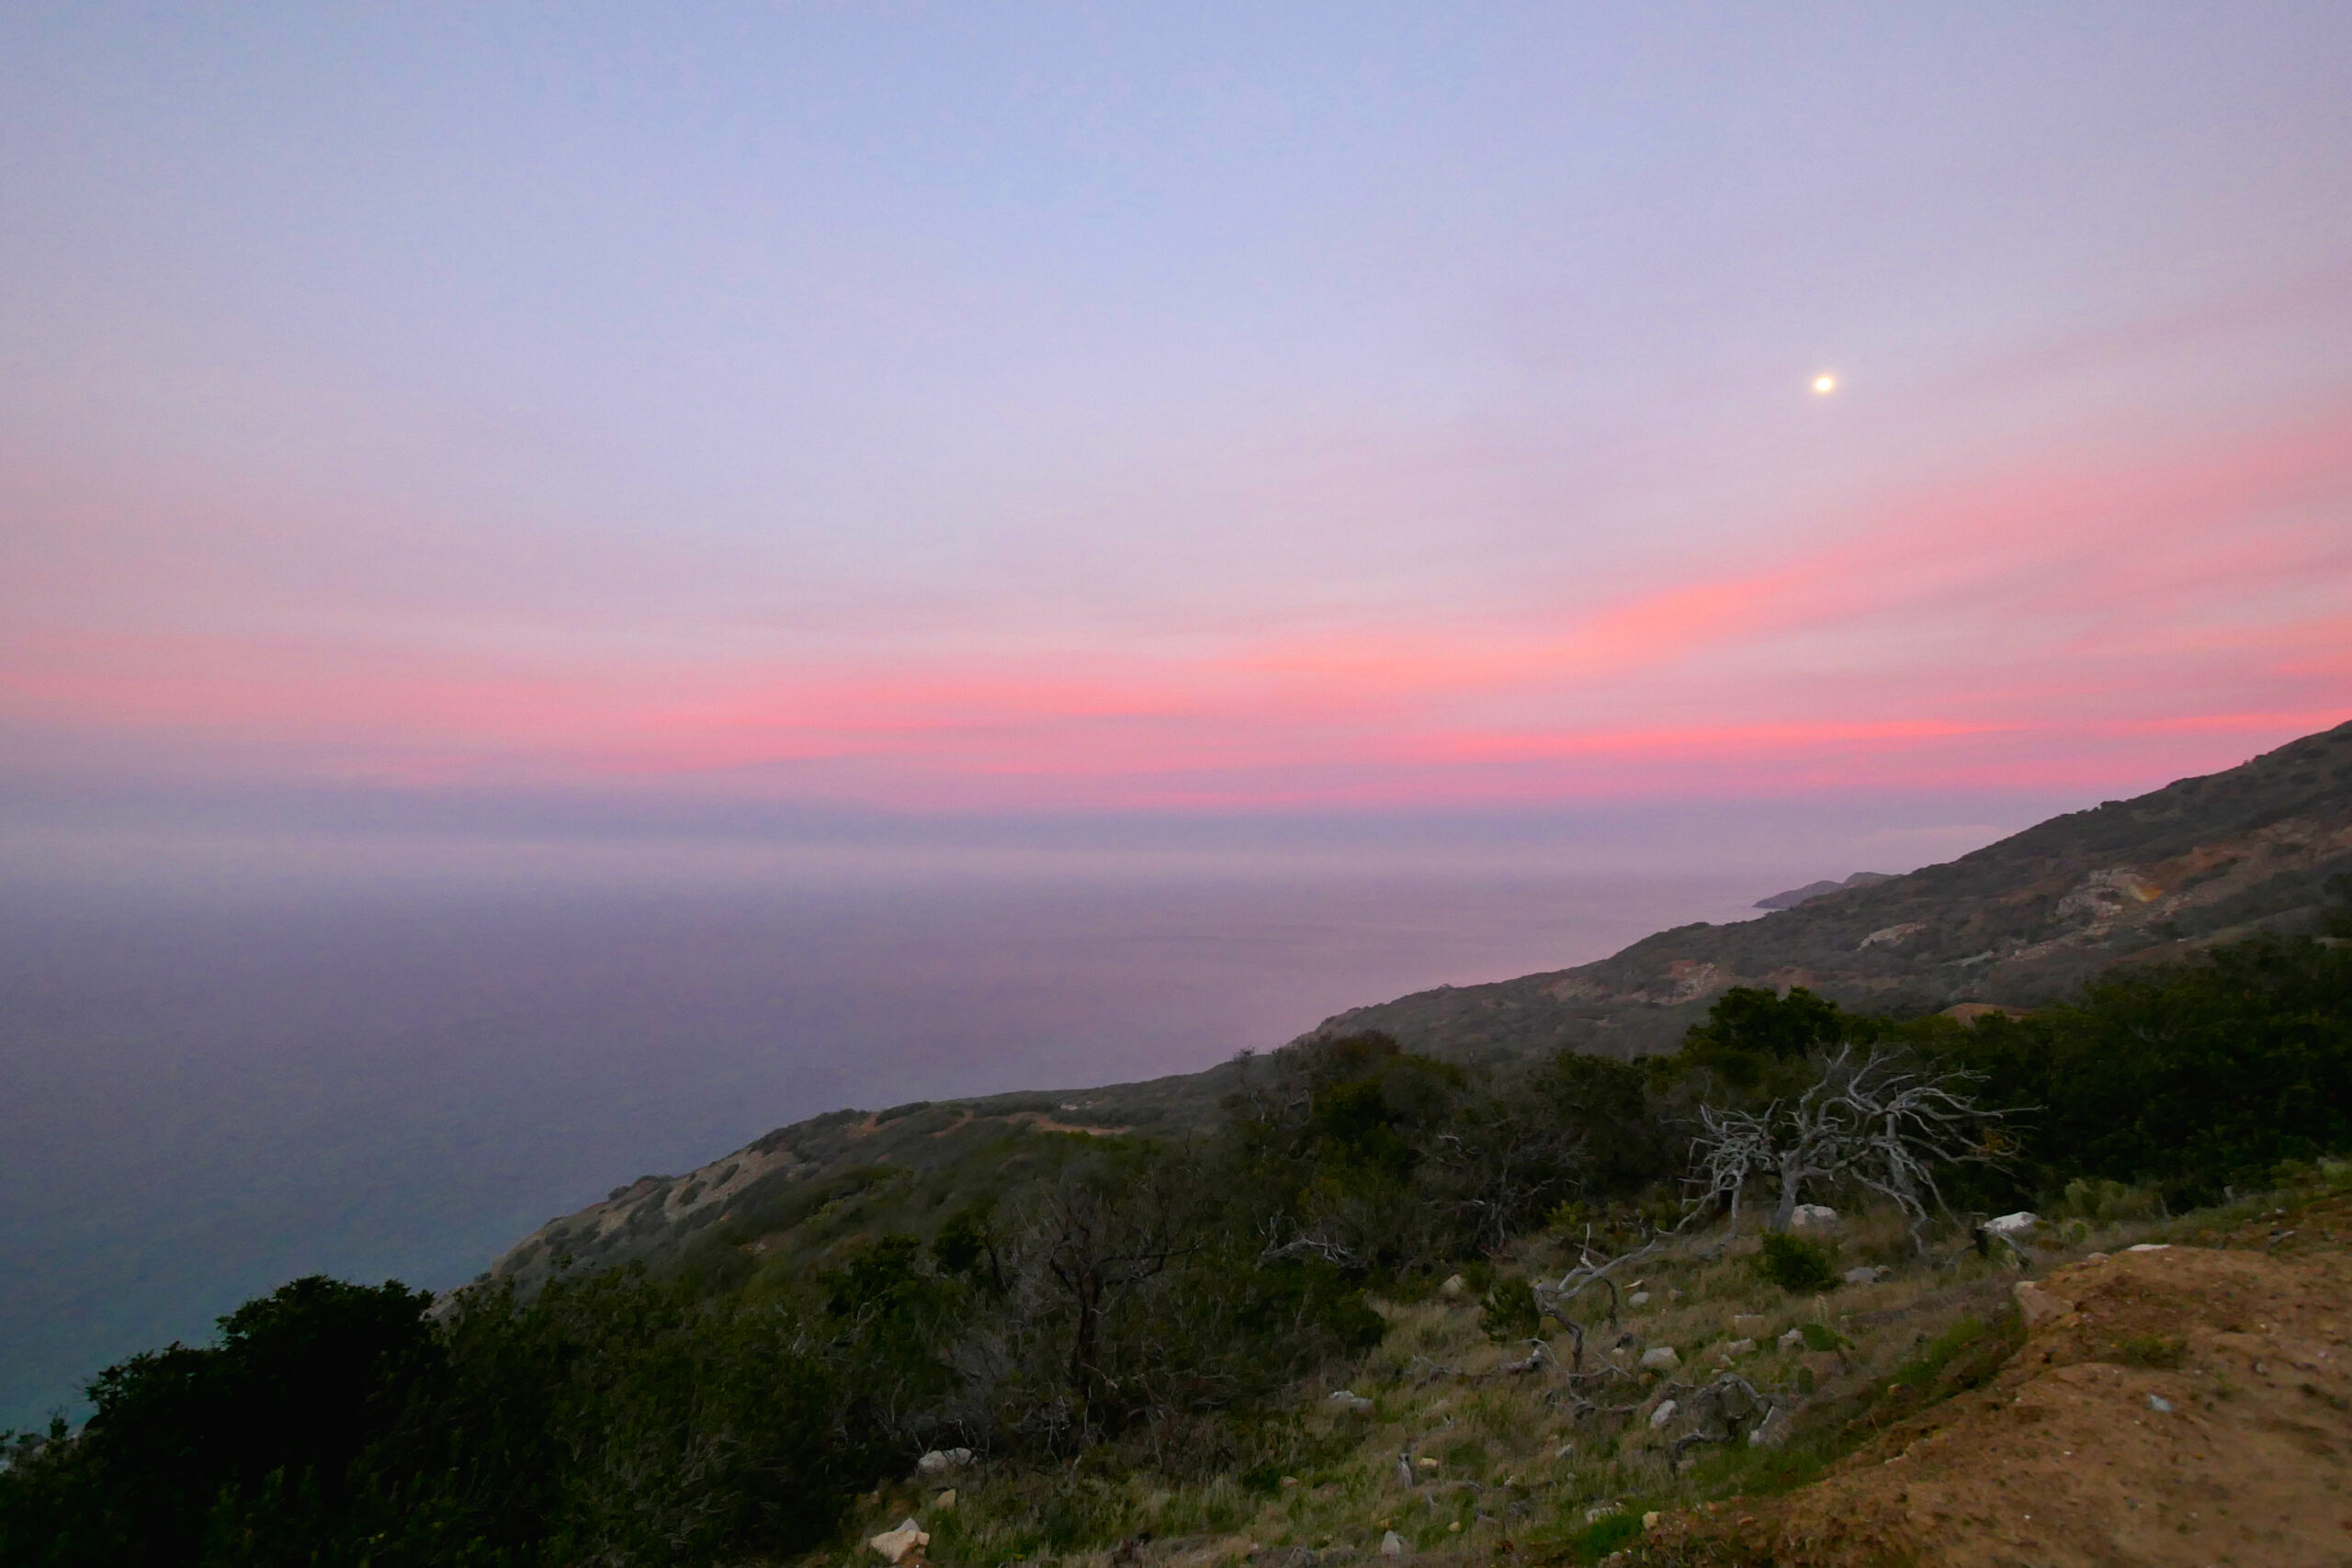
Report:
2,395,2347,813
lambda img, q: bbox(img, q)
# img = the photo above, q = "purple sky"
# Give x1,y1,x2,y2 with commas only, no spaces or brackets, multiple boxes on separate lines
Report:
3,4,2348,874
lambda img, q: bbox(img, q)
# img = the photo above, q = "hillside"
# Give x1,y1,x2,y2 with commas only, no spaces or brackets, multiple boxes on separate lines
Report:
1637,1190,2352,1568
1306,719,2352,1060
481,719,2352,1290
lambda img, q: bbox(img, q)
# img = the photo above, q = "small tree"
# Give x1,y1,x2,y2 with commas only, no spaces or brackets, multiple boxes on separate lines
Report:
1687,1045,2011,1244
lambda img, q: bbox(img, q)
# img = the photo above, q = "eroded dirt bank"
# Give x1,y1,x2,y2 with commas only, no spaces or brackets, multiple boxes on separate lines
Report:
1640,1203,2352,1567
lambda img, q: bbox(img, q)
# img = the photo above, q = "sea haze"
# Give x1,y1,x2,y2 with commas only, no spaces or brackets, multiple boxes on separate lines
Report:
0,859,1777,1427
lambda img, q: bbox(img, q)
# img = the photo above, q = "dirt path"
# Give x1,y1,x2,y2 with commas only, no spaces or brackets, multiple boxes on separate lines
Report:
1642,1202,2352,1566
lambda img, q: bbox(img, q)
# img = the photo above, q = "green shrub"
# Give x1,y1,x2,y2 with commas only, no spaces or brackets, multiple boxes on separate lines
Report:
1479,1276,1541,1341
1796,1322,1848,1353
2059,1177,2161,1225
1755,1234,1839,1294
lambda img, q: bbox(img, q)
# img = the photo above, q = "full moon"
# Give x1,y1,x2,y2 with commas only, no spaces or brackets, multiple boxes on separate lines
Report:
1812,373,1838,394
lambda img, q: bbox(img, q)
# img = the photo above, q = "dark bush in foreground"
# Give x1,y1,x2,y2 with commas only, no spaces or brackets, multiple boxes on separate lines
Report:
1754,1234,1839,1294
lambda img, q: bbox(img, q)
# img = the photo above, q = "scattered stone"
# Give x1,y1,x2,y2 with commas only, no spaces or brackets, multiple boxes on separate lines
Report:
1790,1204,1840,1232
933,1489,956,1510
1380,1530,1408,1557
1984,1212,2041,1239
1649,1399,1679,1428
2085,1251,2110,1263
1639,1345,1680,1371
1329,1391,1375,1415
1747,1404,1793,1448
1627,1291,1651,1306
1713,1337,1757,1362
915,1448,974,1478
1584,1502,1622,1522
1643,1512,1662,1529
869,1519,930,1563
2126,1243,2171,1253
1842,1265,1891,1285
2014,1280,2073,1328
2147,1393,2174,1414
1778,1328,1806,1352
1416,1456,1441,1471
1731,1314,1770,1338
1439,1274,1467,1298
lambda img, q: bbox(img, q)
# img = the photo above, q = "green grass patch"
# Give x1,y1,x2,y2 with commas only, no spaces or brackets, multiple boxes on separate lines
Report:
1571,1511,1645,1561
2113,1334,2187,1370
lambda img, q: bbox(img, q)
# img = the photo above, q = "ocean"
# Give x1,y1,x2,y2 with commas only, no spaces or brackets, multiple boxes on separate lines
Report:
0,866,1768,1427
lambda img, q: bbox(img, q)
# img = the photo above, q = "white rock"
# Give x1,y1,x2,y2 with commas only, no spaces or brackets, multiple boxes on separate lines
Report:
1984,1212,2041,1238
1715,1338,1757,1361
1438,1273,1467,1298
1841,1266,1889,1285
1643,1512,1662,1529
2126,1243,2170,1253
1778,1328,1806,1352
870,1519,930,1562
915,1448,974,1478
2147,1393,2173,1413
1648,1399,1679,1428
1329,1391,1375,1415
1789,1204,1840,1232
1748,1405,1793,1448
1380,1529,1408,1557
1626,1290,1651,1306
933,1489,956,1510
1638,1345,1680,1371
2013,1280,2073,1329
1584,1502,1622,1522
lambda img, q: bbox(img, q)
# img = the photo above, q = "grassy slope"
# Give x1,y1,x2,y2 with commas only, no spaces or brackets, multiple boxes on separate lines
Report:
807,1174,2352,1568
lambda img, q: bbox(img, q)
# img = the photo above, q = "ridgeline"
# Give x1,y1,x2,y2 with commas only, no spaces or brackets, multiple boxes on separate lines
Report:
483,718,2352,1293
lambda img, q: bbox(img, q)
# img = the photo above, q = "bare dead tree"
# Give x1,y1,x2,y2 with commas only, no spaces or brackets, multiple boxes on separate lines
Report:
1683,1045,2014,1244
1524,1207,1714,1370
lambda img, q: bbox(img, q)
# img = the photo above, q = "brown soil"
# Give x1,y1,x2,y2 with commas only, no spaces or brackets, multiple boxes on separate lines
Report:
1638,1199,2352,1567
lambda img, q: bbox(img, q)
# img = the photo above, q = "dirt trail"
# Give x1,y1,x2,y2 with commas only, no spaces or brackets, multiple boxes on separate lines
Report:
1643,1202,2352,1566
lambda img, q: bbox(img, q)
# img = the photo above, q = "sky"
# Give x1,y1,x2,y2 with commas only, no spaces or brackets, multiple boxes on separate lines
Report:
4,1,2350,876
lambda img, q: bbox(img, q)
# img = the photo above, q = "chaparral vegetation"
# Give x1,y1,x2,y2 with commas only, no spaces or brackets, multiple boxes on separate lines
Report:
7,906,2348,1567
